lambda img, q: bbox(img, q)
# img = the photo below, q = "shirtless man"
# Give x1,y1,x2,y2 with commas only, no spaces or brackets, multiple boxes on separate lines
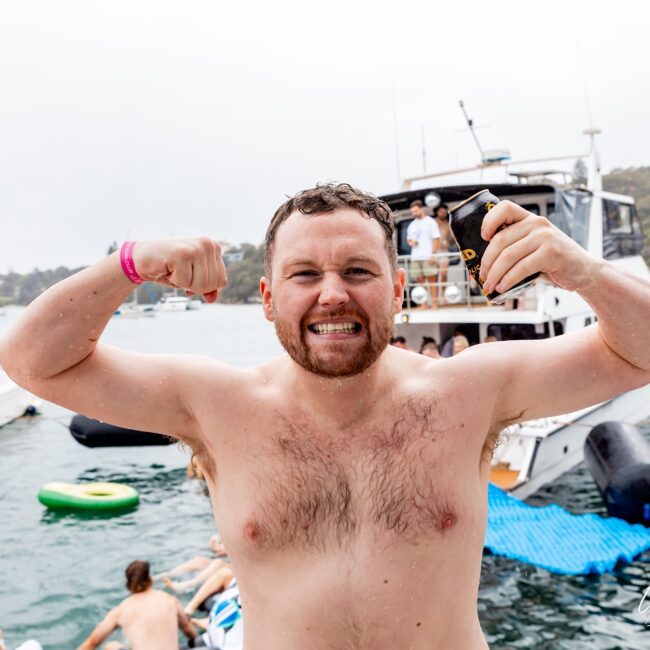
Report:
77,560,197,650
1,183,649,649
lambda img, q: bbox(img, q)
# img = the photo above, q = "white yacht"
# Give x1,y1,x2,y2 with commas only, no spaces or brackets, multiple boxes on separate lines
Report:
381,129,650,499
0,367,40,428
158,295,193,311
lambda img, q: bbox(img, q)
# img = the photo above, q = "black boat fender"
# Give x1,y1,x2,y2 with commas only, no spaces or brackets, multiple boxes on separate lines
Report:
69,414,175,448
584,421,650,525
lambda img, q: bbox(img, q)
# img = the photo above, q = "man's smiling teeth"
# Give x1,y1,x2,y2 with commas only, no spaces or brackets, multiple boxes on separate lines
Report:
309,322,360,334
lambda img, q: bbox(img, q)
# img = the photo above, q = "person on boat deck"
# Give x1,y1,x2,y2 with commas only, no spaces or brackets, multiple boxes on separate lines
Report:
77,560,197,650
406,199,441,308
433,203,455,303
440,326,469,357
2,182,650,650
419,336,441,359
158,535,229,594
389,335,413,351
452,334,470,356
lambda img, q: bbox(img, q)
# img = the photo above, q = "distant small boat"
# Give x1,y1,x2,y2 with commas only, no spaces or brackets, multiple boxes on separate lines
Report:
114,304,155,318
69,414,175,447
158,295,191,311
157,295,201,311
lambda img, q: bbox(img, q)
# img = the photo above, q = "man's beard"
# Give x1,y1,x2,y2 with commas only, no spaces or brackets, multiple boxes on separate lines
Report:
274,306,393,378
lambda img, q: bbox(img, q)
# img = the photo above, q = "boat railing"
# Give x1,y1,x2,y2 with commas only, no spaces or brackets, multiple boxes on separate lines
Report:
398,252,538,310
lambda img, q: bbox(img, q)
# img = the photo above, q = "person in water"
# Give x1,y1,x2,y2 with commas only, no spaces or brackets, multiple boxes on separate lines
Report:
156,535,228,593
77,560,197,650
2,183,649,649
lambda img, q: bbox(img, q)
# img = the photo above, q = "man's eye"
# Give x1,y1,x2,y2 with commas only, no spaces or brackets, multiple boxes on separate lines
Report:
293,270,318,277
347,268,372,275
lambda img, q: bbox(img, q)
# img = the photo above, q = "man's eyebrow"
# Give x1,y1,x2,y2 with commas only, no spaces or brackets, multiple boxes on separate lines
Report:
344,255,381,266
282,256,381,269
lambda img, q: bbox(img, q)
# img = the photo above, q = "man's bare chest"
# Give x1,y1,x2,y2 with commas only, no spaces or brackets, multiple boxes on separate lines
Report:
208,395,486,554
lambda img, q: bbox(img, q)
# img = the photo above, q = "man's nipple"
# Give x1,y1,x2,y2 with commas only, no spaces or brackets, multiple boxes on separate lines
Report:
244,520,264,543
437,511,457,532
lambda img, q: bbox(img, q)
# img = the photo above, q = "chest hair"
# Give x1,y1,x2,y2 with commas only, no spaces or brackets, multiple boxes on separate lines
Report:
245,396,461,552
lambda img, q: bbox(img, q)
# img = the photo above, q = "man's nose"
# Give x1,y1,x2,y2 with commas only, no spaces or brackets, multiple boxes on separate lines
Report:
318,273,349,308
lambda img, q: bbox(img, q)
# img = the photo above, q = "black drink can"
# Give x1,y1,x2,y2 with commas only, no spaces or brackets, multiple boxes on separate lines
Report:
449,189,540,305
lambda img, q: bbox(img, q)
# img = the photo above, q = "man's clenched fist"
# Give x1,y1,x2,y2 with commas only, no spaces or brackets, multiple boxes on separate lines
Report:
131,238,228,303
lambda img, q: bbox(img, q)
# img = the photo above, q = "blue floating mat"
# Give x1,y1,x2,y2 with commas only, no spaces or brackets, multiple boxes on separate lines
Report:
486,483,650,575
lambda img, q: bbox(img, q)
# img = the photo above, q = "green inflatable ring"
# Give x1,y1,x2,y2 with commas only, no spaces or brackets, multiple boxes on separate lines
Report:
38,481,139,511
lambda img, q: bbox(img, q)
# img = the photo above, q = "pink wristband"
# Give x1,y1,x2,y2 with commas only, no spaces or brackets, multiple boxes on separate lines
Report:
120,241,144,284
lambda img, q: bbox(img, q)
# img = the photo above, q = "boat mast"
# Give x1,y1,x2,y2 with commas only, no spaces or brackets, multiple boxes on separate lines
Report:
459,100,486,164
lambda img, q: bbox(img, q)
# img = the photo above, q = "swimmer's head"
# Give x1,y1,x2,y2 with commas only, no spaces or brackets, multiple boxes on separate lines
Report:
125,560,152,594
209,534,226,555
260,184,405,378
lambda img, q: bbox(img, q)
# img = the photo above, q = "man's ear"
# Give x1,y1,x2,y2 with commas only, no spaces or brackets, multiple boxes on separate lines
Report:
260,276,274,322
393,267,406,314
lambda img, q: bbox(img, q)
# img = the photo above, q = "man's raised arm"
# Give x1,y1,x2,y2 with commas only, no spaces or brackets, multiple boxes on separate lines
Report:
0,238,228,441
475,201,650,426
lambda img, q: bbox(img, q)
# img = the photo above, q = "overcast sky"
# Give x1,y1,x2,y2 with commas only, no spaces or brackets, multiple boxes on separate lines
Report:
1,0,649,273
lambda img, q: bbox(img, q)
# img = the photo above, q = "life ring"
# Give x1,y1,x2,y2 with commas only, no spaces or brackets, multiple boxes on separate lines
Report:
38,482,139,511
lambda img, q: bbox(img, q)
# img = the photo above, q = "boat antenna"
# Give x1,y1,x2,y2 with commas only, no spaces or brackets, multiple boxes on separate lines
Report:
421,125,427,174
575,42,594,130
459,100,486,164
391,81,402,186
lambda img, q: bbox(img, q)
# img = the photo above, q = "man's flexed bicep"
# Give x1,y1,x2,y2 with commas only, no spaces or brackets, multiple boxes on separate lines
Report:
0,236,230,443
491,324,650,426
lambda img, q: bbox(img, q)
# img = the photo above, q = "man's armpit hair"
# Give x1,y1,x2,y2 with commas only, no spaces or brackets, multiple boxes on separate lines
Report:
176,438,216,479
482,410,524,464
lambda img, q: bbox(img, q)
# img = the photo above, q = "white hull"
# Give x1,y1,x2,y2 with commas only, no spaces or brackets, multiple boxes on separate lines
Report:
503,384,650,499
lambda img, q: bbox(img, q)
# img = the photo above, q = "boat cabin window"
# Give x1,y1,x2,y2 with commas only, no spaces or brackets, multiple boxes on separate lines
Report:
602,199,644,259
520,203,540,216
603,199,632,234
548,189,591,249
397,219,413,256
487,321,564,341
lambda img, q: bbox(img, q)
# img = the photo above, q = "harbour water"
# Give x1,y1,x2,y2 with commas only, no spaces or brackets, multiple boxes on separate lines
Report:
0,305,648,649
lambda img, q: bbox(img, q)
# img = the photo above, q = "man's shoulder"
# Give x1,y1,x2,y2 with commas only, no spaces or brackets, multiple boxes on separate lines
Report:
125,588,177,607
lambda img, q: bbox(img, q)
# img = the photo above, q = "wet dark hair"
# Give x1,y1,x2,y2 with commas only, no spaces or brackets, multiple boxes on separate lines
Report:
434,203,449,218
410,199,424,209
390,336,407,344
264,182,397,276
125,560,152,594
419,336,439,354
